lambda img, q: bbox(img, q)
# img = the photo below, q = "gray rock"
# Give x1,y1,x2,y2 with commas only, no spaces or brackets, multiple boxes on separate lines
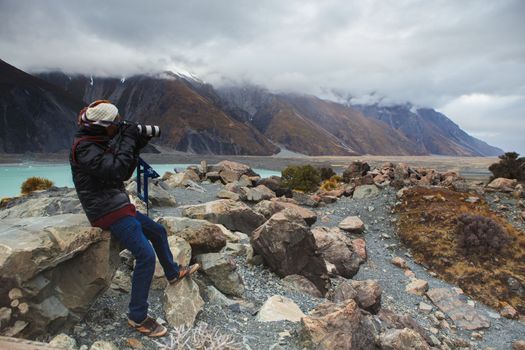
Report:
49,333,78,349
195,253,245,297
353,185,380,199
163,278,204,327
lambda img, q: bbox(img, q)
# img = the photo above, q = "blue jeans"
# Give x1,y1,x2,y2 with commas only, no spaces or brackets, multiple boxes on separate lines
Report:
109,211,180,323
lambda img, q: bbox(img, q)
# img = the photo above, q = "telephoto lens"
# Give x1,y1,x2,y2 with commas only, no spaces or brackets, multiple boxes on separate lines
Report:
137,124,161,138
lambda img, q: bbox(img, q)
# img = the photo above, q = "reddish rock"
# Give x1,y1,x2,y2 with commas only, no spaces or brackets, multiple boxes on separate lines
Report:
405,279,428,296
328,279,382,314
513,340,525,350
501,304,518,319
312,227,365,278
351,239,367,260
282,275,323,298
338,216,365,233
426,288,490,330
379,328,430,350
301,299,376,350
391,257,408,269
254,199,317,226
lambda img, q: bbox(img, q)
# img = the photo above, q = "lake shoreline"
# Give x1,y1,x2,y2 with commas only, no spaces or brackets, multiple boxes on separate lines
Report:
0,152,496,178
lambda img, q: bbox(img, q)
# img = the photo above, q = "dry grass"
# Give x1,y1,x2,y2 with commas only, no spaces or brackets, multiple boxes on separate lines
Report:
395,187,525,314
153,322,242,350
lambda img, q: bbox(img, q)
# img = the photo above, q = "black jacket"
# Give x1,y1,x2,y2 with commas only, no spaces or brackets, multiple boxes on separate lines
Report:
70,125,147,224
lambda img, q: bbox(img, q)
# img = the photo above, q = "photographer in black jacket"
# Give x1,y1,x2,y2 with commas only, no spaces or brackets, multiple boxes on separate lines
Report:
70,100,199,337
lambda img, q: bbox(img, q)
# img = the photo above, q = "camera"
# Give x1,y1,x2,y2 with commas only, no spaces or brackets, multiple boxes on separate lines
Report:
119,120,161,138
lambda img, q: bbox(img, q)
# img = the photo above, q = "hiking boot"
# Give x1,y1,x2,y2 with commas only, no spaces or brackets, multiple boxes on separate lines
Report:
128,316,167,337
168,263,200,285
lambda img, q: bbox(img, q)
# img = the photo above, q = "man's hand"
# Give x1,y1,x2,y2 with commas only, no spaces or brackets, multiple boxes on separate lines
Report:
121,124,150,149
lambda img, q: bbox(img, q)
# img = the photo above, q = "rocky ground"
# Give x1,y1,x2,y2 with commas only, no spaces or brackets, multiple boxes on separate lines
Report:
2,159,524,350
52,180,524,350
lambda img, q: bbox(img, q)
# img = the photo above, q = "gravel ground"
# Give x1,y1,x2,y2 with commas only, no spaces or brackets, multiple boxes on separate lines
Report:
59,182,525,350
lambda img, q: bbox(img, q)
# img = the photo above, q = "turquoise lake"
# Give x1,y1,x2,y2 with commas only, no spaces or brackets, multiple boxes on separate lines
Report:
0,164,281,198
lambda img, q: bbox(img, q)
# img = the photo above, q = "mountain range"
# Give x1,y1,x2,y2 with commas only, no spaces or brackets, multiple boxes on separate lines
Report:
0,59,503,156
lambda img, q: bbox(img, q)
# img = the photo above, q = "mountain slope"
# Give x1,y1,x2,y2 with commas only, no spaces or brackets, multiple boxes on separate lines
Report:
355,104,503,156
0,60,82,153
39,72,279,155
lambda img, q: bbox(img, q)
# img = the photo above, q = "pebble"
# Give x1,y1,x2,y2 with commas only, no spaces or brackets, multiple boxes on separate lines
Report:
419,302,433,313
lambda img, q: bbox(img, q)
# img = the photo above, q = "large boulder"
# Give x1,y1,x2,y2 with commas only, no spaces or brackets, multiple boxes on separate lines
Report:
342,161,371,182
256,176,292,198
353,185,380,199
327,279,382,314
282,275,323,298
0,187,82,219
487,177,518,192
210,160,258,184
251,209,329,294
162,169,200,188
156,216,232,256
256,295,305,322
301,299,376,350
195,253,245,297
239,185,276,202
379,328,430,350
254,199,317,226
0,214,120,338
163,278,204,327
312,227,365,278
181,199,266,234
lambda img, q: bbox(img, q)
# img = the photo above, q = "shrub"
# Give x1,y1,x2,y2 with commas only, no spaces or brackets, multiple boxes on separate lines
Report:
281,165,321,192
319,167,336,181
455,214,511,255
21,177,54,195
488,152,525,181
320,175,343,192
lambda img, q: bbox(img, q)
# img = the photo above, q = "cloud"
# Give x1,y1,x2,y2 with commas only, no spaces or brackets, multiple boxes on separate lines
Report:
0,0,524,152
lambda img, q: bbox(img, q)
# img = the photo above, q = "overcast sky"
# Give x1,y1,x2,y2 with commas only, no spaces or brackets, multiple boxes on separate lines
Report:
1,0,524,154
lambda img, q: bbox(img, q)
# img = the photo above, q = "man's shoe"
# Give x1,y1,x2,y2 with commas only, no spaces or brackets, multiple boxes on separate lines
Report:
128,316,167,337
168,263,200,285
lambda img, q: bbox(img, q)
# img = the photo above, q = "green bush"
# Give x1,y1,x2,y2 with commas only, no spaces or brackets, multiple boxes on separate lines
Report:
318,167,336,181
21,177,54,195
281,165,321,192
455,214,511,255
488,152,525,181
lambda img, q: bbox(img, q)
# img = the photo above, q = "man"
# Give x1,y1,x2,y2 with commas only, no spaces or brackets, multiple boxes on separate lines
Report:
70,100,199,337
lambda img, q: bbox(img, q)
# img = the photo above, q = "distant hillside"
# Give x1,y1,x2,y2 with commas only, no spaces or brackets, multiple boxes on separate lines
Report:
38,72,279,155
0,60,82,153
0,60,503,156
355,104,503,156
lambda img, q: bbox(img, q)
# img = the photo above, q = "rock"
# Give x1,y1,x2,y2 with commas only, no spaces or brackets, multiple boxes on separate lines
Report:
426,288,490,330
319,195,338,204
391,257,408,269
156,216,229,255
500,304,518,319
163,278,204,327
377,309,432,345
419,302,433,313
214,160,258,183
328,279,382,314
0,214,120,338
256,295,305,322
513,340,525,350
125,180,176,207
405,279,428,296
353,185,380,199
251,209,329,294
292,191,320,207
342,161,371,181
220,242,250,257
257,176,292,198
205,171,221,182
216,189,241,201
205,285,236,307
379,328,430,350
0,187,82,219
301,299,375,350
90,341,119,350
338,216,365,233
151,235,192,289
3,320,28,337
239,185,276,202
312,226,365,278
49,333,77,349
255,199,317,226
351,239,367,260
282,275,323,298
181,199,266,234
162,169,200,188
195,253,245,297
487,177,517,192
0,307,11,330
110,269,131,292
